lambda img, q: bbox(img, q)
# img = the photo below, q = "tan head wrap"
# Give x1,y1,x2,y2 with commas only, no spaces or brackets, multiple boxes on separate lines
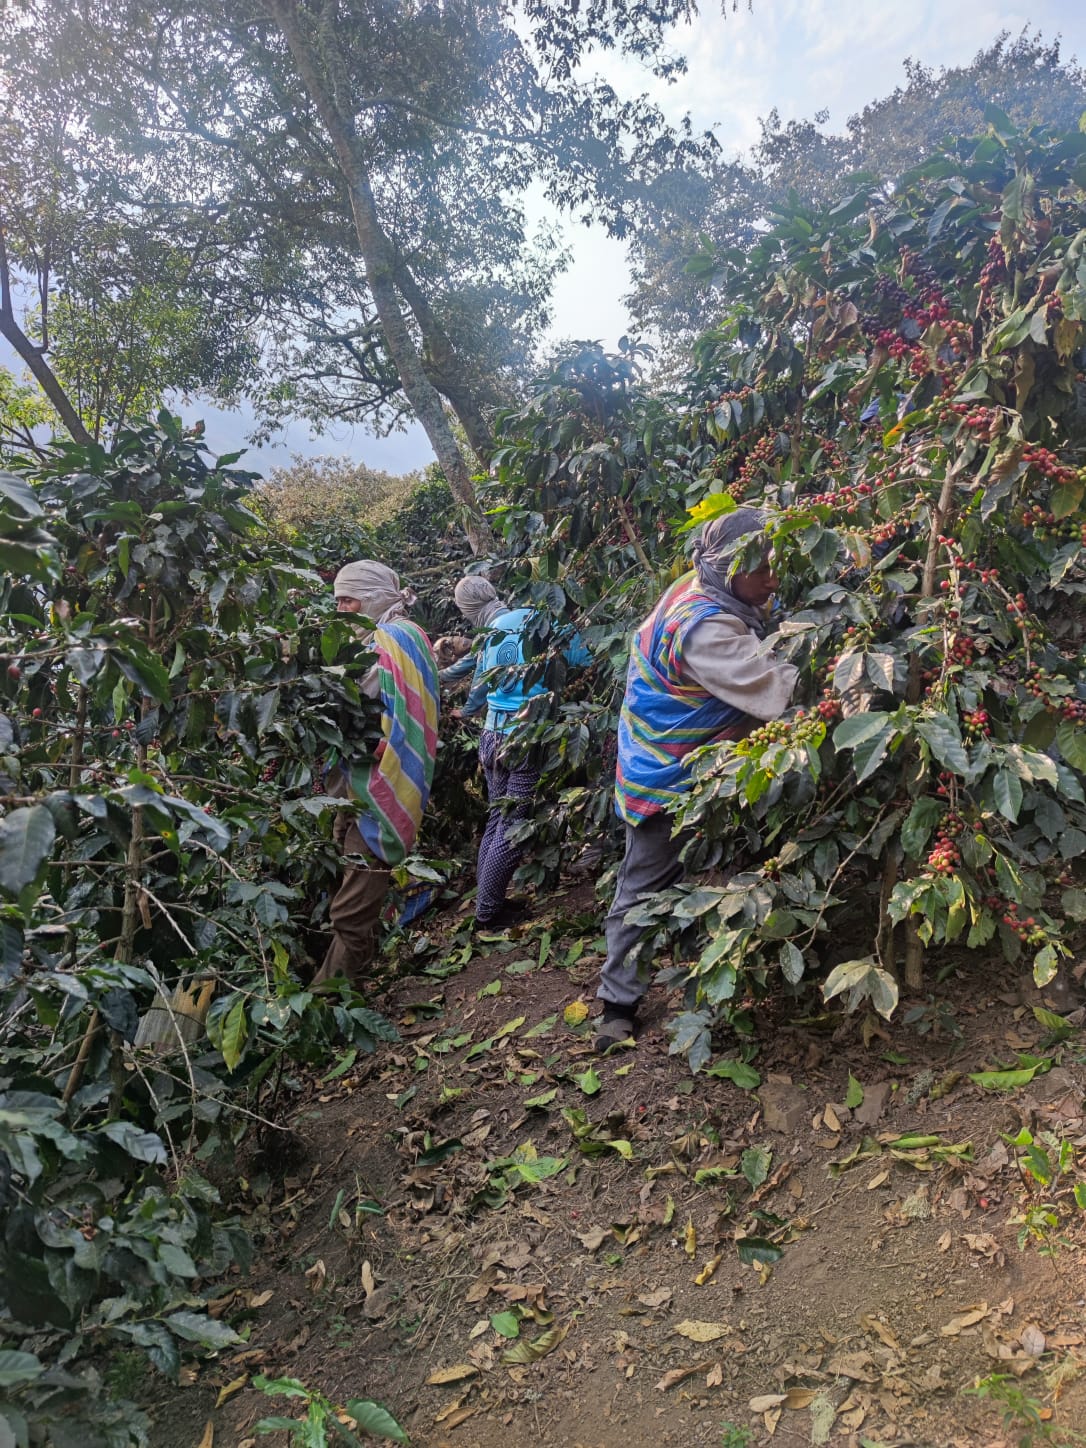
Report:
333,560,417,623
454,574,508,627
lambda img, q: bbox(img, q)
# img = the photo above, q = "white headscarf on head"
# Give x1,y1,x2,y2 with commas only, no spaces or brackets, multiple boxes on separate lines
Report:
454,574,509,627
333,560,417,624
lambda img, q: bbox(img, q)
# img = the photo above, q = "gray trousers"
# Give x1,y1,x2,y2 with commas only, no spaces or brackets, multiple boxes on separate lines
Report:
597,813,688,1010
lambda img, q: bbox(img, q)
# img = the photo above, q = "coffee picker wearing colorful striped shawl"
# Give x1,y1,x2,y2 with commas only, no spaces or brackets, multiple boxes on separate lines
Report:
313,562,440,988
594,510,798,1049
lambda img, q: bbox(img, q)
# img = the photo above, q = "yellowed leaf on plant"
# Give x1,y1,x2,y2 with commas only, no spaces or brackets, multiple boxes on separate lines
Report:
674,1319,729,1343
563,1000,589,1026
749,1393,786,1412
694,1254,721,1285
941,1304,989,1336
683,1218,697,1257
215,1375,248,1408
427,1364,480,1385
196,1423,214,1448
656,1361,711,1392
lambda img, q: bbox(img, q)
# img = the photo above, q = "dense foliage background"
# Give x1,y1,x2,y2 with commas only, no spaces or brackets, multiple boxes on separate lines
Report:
3,13,1086,1443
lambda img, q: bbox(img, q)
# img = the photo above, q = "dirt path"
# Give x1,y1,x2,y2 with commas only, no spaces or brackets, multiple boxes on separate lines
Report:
153,888,1086,1448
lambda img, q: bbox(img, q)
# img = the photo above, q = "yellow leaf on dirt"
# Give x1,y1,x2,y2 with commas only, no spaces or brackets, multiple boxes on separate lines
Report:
941,1304,989,1336
656,1360,712,1391
866,1169,889,1190
501,1321,569,1365
706,1363,723,1387
215,1375,248,1408
683,1219,696,1257
304,1259,327,1293
674,1320,729,1343
563,1000,589,1026
495,1015,525,1039
427,1364,480,1385
248,1290,273,1309
937,1230,952,1252
694,1254,721,1286
196,1422,214,1448
749,1393,786,1412
823,1104,842,1133
763,1406,782,1435
784,1387,817,1409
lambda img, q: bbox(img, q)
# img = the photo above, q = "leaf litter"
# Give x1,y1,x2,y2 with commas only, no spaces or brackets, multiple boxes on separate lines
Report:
172,893,1086,1448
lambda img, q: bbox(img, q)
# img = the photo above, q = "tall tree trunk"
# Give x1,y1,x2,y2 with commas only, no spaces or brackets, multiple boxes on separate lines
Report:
268,0,492,555
392,258,495,463
0,227,94,447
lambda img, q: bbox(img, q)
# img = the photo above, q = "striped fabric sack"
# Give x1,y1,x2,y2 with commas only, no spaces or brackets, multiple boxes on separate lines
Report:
347,619,440,865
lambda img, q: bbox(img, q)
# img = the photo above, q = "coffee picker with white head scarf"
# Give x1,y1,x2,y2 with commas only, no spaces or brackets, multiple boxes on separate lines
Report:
593,509,799,1050
451,571,592,930
313,561,440,987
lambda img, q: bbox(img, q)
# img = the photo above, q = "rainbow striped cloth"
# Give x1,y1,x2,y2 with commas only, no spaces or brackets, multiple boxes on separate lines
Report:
347,619,440,865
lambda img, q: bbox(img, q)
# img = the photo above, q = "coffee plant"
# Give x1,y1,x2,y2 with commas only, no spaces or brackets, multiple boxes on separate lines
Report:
0,416,404,1443
485,110,1086,1067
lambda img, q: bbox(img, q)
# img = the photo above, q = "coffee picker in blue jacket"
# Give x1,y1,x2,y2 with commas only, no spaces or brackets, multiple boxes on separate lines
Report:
451,575,591,929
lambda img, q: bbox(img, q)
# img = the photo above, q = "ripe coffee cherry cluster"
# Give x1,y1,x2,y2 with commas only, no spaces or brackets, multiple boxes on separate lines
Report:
1020,445,1077,486
1024,666,1086,722
963,708,991,738
260,761,280,782
947,401,1001,442
729,433,782,498
934,769,956,798
902,286,953,327
978,237,1008,292
1001,903,1046,946
927,832,961,875
709,385,757,407
817,693,842,722
946,635,976,666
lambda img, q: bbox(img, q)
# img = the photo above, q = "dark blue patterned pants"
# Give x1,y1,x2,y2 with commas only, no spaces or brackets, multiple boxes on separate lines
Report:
476,729,539,922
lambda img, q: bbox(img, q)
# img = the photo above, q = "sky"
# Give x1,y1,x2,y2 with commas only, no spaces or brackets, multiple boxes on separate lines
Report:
7,0,1086,475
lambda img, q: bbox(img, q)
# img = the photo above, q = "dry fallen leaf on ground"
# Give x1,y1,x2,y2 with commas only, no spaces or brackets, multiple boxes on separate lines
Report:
674,1319,729,1343
749,1392,786,1412
941,1304,989,1336
427,1364,480,1385
656,1360,712,1391
196,1423,214,1448
637,1287,672,1310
